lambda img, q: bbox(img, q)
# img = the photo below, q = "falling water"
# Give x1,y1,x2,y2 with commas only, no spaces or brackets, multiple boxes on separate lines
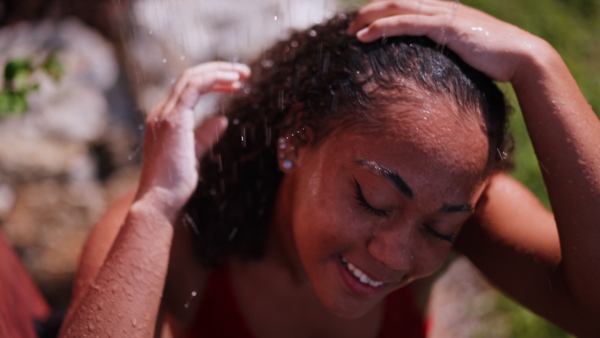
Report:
183,291,198,309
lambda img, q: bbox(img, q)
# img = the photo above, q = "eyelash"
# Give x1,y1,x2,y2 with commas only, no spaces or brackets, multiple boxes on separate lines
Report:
353,178,455,243
353,178,388,217
422,225,455,243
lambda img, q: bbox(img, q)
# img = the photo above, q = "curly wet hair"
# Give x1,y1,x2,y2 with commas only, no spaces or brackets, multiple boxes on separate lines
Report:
182,12,512,267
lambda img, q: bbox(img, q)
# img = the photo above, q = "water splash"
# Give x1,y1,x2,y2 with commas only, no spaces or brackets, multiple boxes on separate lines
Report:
381,24,388,45
128,145,141,161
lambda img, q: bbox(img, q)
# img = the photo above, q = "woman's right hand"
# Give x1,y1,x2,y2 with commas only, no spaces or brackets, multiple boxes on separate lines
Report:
136,62,251,222
348,0,551,83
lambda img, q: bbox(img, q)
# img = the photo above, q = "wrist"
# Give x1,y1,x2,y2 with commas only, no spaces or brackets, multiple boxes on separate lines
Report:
511,37,563,88
132,187,182,225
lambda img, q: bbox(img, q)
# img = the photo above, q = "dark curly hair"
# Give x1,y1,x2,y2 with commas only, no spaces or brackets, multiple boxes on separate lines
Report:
182,12,512,267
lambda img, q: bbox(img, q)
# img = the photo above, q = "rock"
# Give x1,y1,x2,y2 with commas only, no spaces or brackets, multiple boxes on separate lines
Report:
125,0,338,112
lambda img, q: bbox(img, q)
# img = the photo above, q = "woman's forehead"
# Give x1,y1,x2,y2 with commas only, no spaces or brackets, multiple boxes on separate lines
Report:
327,106,490,175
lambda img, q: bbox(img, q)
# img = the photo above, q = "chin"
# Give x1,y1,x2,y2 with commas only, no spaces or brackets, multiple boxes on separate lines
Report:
318,291,381,319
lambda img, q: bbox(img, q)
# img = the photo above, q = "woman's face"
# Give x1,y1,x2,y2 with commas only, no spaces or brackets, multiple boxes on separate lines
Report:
277,99,491,318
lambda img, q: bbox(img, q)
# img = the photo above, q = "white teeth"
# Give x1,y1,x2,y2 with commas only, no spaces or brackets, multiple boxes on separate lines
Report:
340,256,384,288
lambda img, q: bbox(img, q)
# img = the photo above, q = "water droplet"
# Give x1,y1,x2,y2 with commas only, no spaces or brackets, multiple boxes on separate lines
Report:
216,153,223,172
228,227,239,241
309,30,317,37
290,40,299,48
131,318,137,327
331,91,339,112
128,146,141,161
241,128,246,148
180,55,186,61
182,213,200,235
232,118,240,125
261,59,274,68
184,290,198,309
274,15,278,21
162,58,167,63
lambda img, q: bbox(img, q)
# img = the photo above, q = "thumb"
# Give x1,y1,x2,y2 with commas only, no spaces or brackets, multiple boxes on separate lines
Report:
194,115,228,159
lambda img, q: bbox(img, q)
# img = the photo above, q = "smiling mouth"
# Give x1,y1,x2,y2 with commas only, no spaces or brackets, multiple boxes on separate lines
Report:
339,256,384,288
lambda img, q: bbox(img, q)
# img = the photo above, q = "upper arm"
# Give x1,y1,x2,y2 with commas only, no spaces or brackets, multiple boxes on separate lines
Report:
64,188,137,325
455,173,596,336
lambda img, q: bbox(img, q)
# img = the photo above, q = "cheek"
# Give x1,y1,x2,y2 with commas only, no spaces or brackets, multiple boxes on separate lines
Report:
291,171,364,263
411,239,453,279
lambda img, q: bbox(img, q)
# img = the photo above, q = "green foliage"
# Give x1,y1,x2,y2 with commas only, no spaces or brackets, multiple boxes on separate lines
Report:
493,295,573,338
0,51,64,117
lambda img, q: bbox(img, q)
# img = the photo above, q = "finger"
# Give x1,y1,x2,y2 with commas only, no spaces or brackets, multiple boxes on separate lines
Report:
194,115,228,159
161,62,250,118
355,15,448,43
171,72,243,115
348,0,435,35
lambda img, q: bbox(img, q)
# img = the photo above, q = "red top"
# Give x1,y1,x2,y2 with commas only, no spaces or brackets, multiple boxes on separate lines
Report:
0,232,50,338
187,268,425,338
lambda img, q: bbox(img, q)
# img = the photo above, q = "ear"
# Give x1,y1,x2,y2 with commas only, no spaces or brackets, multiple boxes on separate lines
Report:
276,125,314,173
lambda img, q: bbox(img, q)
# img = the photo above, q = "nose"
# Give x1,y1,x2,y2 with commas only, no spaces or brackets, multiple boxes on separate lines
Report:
366,223,415,272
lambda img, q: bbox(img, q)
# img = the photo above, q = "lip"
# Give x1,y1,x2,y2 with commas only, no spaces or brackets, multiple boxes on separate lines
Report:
336,255,387,297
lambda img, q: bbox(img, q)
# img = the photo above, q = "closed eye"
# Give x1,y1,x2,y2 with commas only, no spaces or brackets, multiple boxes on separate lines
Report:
353,177,388,217
422,224,455,243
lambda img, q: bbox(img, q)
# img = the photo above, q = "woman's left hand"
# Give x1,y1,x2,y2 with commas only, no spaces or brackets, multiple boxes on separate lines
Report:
348,0,548,82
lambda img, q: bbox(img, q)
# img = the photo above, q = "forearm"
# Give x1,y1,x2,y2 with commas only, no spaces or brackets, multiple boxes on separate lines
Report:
512,41,600,312
60,195,174,337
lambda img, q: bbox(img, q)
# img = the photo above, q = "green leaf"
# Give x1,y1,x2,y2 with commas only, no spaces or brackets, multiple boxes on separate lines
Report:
0,90,29,116
0,90,11,115
41,52,64,82
11,92,28,113
4,59,33,82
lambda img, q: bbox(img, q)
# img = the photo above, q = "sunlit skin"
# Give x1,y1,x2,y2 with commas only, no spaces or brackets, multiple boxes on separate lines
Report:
59,1,600,337
273,98,490,318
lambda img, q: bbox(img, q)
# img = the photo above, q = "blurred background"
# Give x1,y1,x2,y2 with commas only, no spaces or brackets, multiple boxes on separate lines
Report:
0,0,597,336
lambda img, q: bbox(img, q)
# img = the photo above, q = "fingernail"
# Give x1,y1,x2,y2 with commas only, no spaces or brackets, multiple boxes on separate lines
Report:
356,28,368,39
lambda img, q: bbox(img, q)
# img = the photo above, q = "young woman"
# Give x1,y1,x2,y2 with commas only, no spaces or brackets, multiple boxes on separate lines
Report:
60,1,600,337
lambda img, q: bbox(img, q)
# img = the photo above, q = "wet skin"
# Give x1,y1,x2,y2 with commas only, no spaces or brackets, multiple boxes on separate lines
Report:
273,98,490,319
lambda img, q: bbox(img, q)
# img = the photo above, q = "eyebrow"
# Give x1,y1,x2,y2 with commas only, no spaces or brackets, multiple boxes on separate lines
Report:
356,160,414,199
356,159,474,213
